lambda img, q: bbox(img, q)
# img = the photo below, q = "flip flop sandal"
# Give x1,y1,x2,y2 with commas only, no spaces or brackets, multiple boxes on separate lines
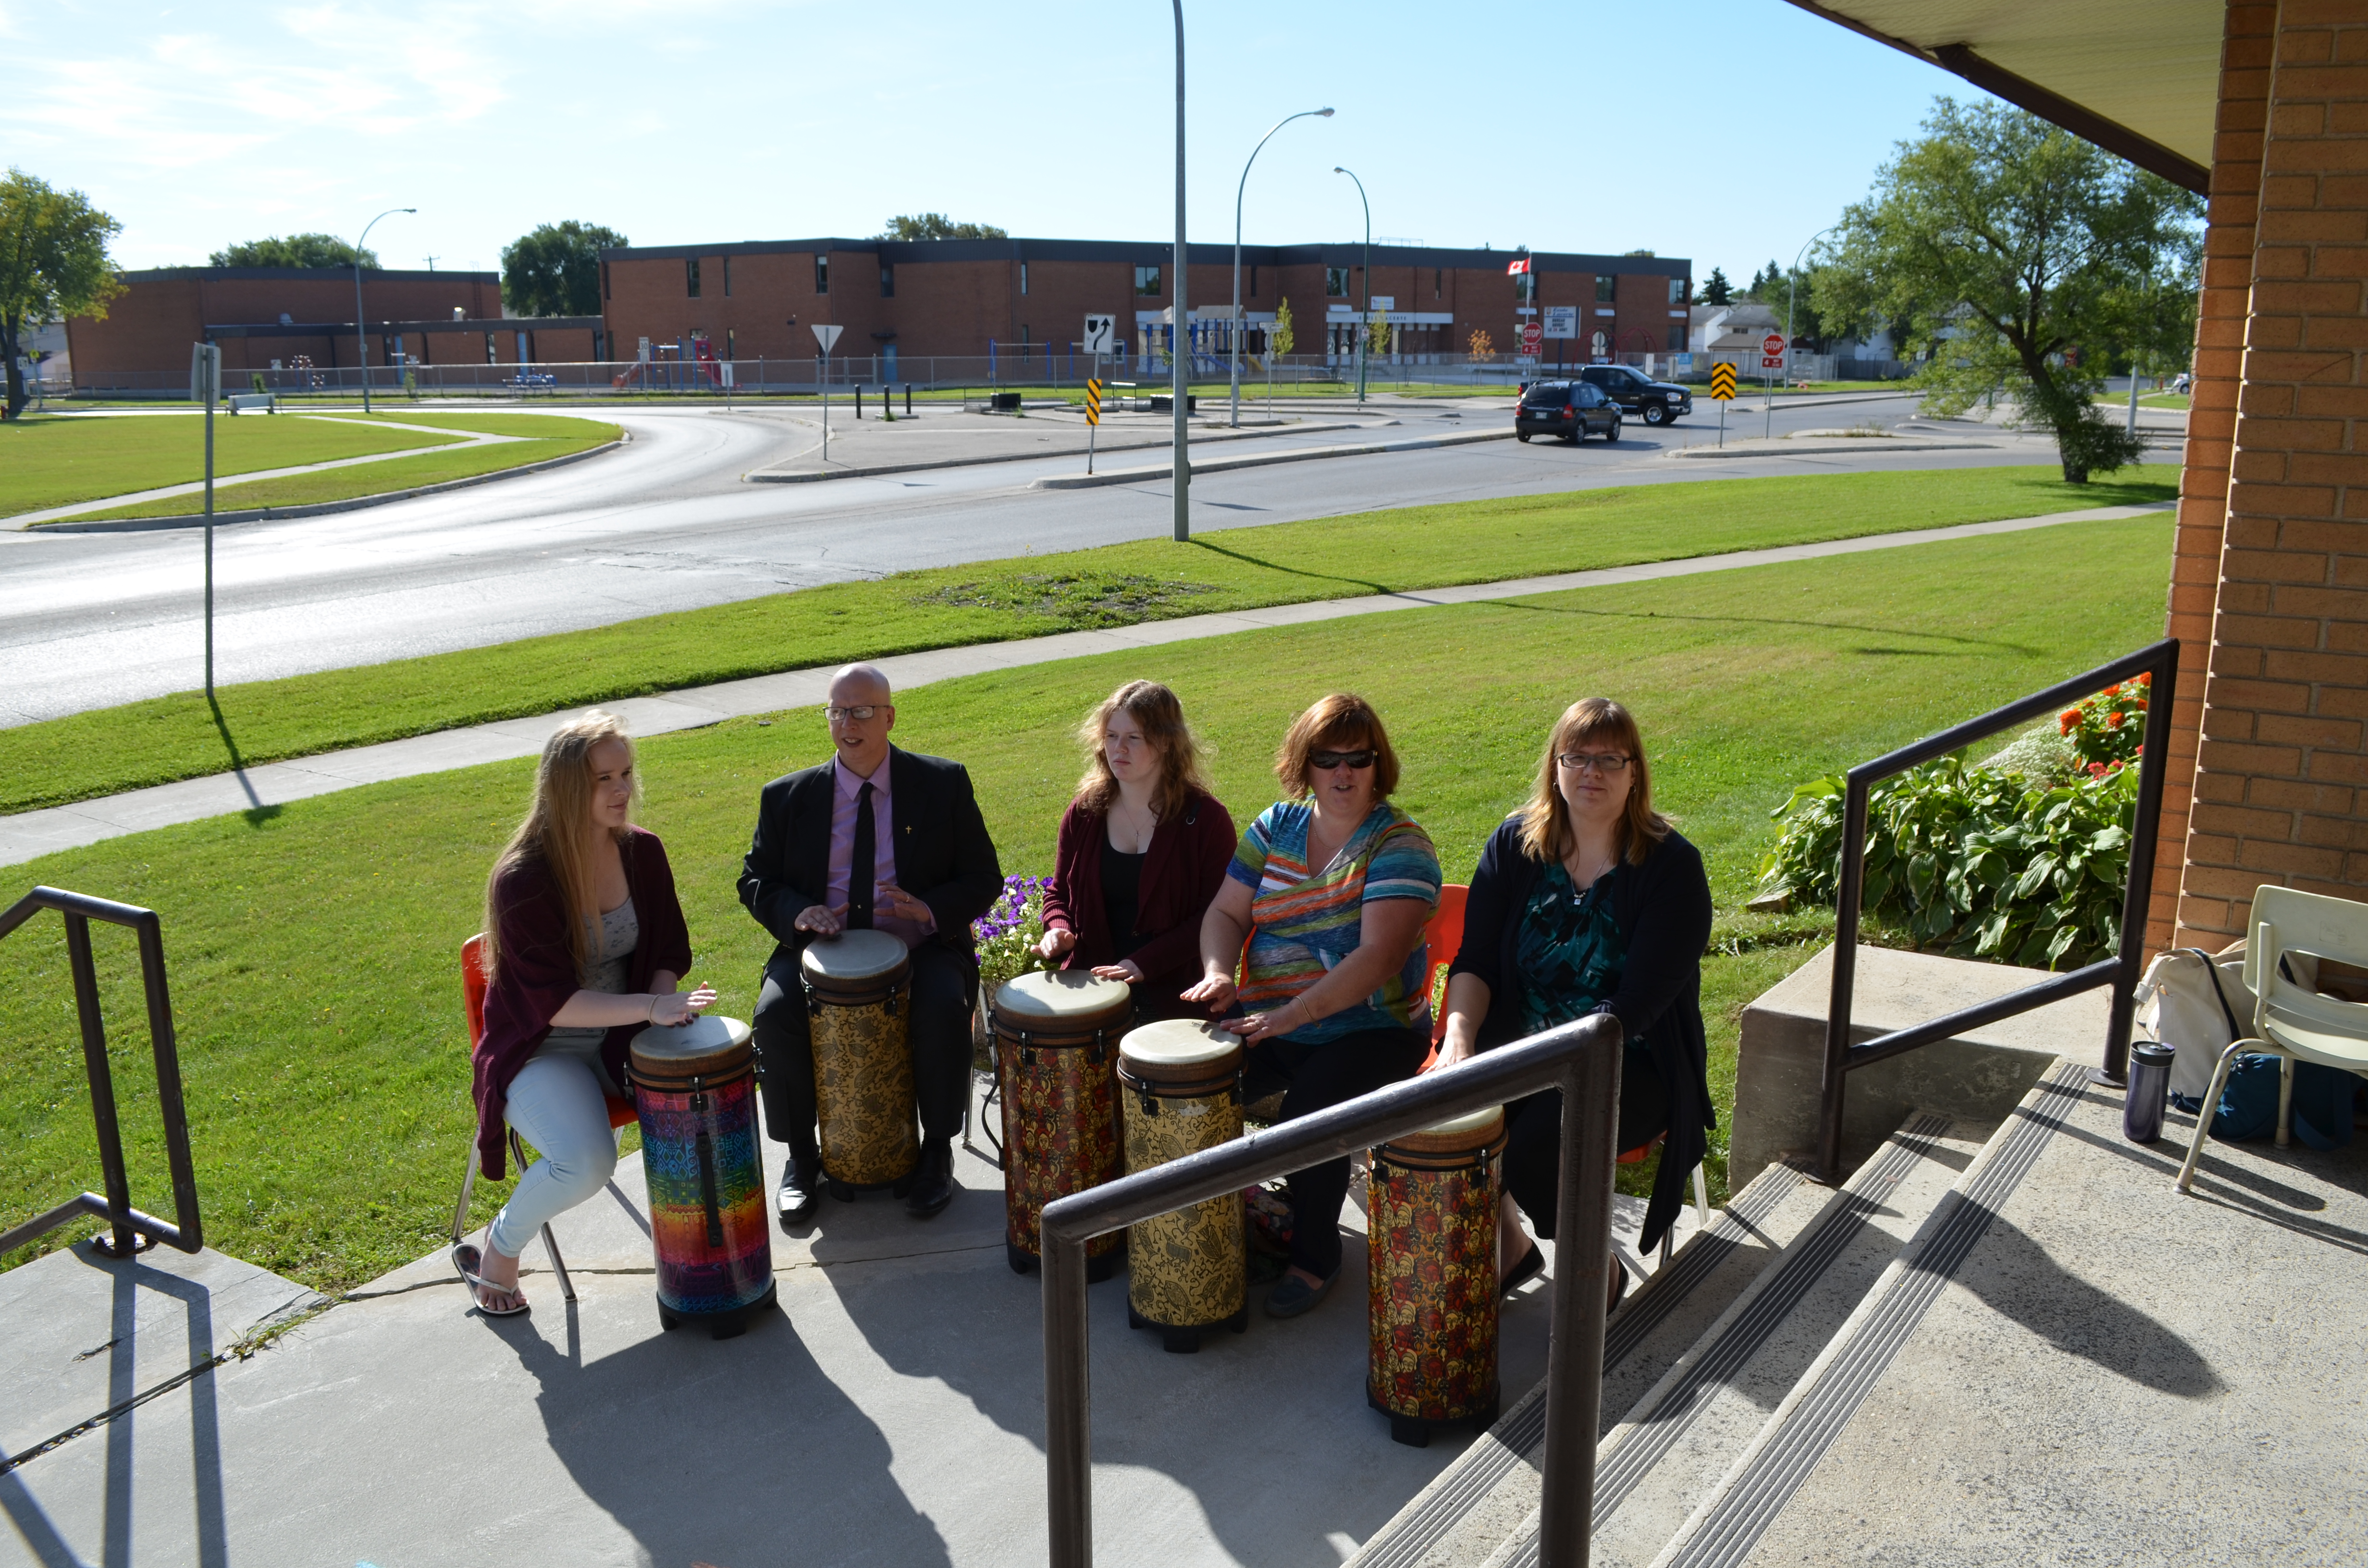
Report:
452,1240,530,1317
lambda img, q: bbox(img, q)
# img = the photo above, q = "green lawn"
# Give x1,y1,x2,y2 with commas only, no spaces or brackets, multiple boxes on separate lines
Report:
0,513,2175,1290
0,466,2174,817
1,413,457,515
56,416,620,522
2139,394,2191,410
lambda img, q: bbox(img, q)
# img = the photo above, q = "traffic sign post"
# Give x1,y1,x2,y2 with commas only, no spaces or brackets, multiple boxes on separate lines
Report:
1709,361,1738,448
190,342,221,698
1085,377,1103,474
813,323,843,461
1520,321,1543,361
1083,315,1114,356
1761,332,1786,438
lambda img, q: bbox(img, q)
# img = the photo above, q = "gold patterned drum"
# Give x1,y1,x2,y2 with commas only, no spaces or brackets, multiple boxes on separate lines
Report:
1368,1104,1507,1446
800,930,919,1196
993,969,1134,1281
1118,1019,1246,1353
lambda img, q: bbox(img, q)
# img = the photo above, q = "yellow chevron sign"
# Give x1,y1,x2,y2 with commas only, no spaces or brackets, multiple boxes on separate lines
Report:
1709,363,1738,401
1085,378,1102,425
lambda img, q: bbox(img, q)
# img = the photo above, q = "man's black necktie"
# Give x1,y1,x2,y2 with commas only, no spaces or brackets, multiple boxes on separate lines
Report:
849,780,876,929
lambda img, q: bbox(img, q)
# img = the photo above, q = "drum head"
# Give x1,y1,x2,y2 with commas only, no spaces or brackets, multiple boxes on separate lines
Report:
1384,1102,1506,1157
1119,1018,1241,1082
629,1013,753,1080
997,969,1132,1021
801,929,910,985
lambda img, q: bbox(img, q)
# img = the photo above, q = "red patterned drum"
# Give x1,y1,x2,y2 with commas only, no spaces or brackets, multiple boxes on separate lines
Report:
1367,1104,1506,1445
992,969,1133,1281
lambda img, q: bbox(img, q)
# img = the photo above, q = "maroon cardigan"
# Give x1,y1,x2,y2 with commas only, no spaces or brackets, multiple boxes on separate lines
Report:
471,826,694,1179
1040,788,1236,1018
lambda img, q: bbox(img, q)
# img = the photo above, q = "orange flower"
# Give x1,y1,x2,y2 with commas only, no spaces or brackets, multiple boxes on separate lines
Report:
2060,709,2081,733
2136,672,2152,686
2106,710,2125,728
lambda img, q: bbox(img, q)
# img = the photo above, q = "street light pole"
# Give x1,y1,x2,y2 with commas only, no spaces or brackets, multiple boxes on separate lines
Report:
1334,167,1370,405
1230,107,1333,429
1171,0,1190,543
354,206,415,414
1781,221,1840,435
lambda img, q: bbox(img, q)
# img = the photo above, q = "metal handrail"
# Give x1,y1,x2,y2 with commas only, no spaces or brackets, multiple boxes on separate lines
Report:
1815,639,2181,1179
0,886,204,1259
1041,1012,1626,1568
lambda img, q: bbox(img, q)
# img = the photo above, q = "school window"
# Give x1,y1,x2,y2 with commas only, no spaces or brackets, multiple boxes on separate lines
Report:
1249,265,1258,298
484,332,499,364
601,262,611,301
1020,262,1030,295
1326,266,1349,297
1433,269,1442,299
880,263,895,298
1134,264,1161,296
686,258,701,299
727,329,737,360
723,257,733,297
1668,326,1685,352
1595,274,1615,304
1668,276,1686,306
815,255,829,294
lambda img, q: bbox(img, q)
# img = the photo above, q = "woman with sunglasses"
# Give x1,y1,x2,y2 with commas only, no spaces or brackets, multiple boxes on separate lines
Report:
1431,698,1714,1308
1184,693,1441,1318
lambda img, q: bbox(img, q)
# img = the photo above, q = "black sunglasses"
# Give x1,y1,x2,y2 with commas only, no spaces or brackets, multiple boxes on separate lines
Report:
1309,748,1377,771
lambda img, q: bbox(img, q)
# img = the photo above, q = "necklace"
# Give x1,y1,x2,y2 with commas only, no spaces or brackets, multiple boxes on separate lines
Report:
1114,793,1157,852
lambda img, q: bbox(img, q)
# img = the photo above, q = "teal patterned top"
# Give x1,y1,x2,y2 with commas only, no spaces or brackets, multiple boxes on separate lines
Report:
1515,862,1626,1035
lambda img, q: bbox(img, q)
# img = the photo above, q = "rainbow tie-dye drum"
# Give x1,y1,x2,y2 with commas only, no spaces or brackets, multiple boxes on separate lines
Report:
627,1014,776,1338
992,969,1133,1281
1366,1104,1507,1445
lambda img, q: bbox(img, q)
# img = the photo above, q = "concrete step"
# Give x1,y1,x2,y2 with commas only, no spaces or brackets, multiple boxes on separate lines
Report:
1350,1109,1992,1568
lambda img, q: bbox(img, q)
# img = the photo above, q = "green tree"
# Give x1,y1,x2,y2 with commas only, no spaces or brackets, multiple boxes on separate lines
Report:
876,213,1008,241
1699,266,1732,306
1,170,123,421
1270,295,1295,357
1366,301,1394,360
501,220,628,317
210,233,378,268
1815,98,2203,481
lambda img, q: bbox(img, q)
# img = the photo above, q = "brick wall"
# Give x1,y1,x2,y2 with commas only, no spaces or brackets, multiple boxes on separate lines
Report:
2172,0,2368,945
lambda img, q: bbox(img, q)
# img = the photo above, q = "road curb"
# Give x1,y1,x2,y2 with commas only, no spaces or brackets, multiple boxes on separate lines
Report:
1666,438,1999,460
20,437,629,534
741,419,1372,484
1029,427,1518,489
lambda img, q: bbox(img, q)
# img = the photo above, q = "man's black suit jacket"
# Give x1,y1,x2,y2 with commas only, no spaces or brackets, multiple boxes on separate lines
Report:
738,746,1004,976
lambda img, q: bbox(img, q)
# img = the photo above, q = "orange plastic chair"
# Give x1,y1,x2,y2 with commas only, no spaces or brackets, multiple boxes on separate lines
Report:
1420,883,1470,1056
450,933,638,1302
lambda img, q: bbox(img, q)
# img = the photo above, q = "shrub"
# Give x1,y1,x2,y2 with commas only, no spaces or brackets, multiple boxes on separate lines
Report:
1758,758,2136,970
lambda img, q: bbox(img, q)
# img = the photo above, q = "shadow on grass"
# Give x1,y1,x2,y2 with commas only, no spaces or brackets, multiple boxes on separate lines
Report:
205,696,282,827
1471,598,2046,658
1184,538,1392,599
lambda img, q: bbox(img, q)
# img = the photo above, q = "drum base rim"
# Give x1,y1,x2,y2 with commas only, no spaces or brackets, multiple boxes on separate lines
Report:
824,1168,920,1201
1126,1301,1248,1353
1365,1381,1501,1446
1007,1240,1124,1283
655,1276,779,1341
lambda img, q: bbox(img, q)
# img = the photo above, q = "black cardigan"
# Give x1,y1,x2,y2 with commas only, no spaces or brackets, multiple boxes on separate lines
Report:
1449,816,1716,1252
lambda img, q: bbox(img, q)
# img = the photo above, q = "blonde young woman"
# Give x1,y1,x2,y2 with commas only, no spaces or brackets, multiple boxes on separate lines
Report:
1034,680,1237,1019
1432,698,1714,1307
459,712,715,1316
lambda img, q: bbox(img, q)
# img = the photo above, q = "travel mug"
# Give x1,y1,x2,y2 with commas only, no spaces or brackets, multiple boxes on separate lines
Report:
2123,1040,2176,1144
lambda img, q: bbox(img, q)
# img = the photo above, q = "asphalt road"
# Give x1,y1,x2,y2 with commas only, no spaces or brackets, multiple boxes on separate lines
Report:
0,392,2072,726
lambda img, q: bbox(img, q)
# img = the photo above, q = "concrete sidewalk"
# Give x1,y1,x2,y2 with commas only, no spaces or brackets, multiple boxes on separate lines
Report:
741,407,1394,482
0,501,2173,870
0,1085,1702,1568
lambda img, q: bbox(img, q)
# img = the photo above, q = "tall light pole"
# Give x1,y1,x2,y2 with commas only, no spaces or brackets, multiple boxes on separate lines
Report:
1334,167,1371,404
1170,0,1190,542
1779,221,1840,435
354,207,414,414
1230,107,1333,428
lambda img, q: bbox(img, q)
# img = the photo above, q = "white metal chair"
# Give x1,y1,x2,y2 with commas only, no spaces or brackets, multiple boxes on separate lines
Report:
2175,885,2368,1192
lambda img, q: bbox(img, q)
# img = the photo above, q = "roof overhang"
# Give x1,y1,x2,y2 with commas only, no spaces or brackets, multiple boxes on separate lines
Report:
1784,0,2217,193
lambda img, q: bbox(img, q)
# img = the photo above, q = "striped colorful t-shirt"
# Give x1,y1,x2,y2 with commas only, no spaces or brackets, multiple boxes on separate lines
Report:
1227,800,1442,1043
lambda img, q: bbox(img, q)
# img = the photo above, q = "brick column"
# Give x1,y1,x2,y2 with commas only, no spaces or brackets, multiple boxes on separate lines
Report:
2152,2,2280,950
2173,0,2368,946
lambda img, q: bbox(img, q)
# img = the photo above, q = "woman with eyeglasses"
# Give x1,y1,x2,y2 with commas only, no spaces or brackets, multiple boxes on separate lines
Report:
1184,692,1441,1318
1034,680,1238,1018
1431,698,1714,1308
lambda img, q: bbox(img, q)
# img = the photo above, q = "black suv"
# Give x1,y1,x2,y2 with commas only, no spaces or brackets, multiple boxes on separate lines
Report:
1578,364,1692,425
1514,380,1621,443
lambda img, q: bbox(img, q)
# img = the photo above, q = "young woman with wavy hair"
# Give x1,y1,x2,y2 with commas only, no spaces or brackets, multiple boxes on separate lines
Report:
1432,697,1714,1310
1035,680,1236,1019
461,711,715,1317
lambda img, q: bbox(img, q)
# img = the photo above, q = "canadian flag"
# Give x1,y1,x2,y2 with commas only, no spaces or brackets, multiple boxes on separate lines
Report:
1506,256,1532,276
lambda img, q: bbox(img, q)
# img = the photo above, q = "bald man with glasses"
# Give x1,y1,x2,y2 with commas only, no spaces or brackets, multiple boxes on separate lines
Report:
739,663,1003,1225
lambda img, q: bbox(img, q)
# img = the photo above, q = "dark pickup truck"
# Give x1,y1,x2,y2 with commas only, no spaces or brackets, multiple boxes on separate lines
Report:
1578,364,1692,425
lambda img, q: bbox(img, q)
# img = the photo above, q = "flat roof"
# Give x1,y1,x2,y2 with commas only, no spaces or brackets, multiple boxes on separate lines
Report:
601,236,1690,278
123,266,499,284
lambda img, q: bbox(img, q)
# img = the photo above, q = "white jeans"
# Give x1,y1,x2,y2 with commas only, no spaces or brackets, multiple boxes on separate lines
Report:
488,1047,620,1260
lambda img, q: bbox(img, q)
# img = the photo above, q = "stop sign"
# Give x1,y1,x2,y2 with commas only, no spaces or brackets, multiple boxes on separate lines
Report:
1763,332,1787,357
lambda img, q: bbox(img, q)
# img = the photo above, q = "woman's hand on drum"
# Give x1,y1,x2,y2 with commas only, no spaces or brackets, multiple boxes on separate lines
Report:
793,903,844,937
648,985,717,1027
1089,958,1143,983
1426,1033,1474,1073
1222,996,1311,1044
1036,927,1077,963
1180,971,1236,1014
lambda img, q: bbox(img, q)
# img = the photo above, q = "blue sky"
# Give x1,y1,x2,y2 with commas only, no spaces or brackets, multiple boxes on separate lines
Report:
4,1,1998,282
